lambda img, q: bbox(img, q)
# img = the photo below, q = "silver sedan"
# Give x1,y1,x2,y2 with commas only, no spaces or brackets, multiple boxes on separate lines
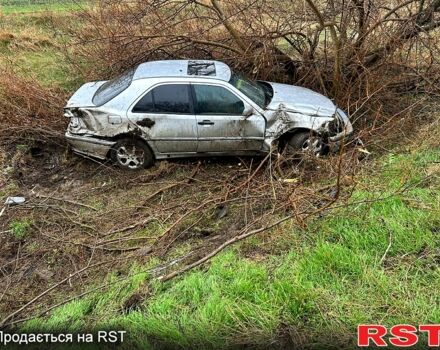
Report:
64,60,353,170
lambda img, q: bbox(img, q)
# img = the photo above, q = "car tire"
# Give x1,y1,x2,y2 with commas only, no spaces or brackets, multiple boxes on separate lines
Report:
286,131,327,157
110,138,154,170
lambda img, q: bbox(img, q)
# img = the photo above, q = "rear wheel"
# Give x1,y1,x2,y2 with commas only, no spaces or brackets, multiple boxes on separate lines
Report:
110,138,154,170
286,131,327,157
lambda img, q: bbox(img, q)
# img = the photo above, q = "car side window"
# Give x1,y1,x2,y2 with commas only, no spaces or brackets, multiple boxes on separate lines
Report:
132,84,191,114
132,90,154,113
193,85,245,115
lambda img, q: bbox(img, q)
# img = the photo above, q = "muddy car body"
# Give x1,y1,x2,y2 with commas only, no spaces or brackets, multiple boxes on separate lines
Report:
65,60,353,169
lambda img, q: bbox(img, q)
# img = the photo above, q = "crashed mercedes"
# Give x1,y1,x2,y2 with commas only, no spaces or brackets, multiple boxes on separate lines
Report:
64,60,353,170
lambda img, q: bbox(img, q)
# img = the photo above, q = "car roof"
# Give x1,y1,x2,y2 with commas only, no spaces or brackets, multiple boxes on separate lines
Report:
133,60,232,82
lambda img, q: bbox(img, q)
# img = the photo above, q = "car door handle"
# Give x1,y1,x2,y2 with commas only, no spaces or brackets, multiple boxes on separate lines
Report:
198,120,214,126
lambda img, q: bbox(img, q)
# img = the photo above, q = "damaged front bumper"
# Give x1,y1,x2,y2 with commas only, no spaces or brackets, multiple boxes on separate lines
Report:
328,108,353,142
65,132,115,160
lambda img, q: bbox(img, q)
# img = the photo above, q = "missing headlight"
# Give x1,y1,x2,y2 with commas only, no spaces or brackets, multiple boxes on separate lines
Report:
327,115,343,135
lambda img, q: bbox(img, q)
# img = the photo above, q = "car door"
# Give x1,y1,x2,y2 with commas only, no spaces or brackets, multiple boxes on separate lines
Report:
191,83,266,152
127,83,197,153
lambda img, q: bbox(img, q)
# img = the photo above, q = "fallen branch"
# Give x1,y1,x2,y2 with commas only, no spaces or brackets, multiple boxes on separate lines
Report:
158,215,293,282
36,194,98,211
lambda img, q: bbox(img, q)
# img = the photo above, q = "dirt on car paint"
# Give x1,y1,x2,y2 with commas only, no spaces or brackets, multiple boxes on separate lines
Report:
136,118,156,128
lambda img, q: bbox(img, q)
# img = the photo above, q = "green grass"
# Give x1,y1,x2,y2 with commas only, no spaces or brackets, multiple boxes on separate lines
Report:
9,218,32,239
0,27,77,89
0,1,86,14
0,11,85,90
20,142,439,349
14,48,78,89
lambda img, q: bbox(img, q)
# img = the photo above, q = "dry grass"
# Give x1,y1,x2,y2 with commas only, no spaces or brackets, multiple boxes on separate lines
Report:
0,69,67,144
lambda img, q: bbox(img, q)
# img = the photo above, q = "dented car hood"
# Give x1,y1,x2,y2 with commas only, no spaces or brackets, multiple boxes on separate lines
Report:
65,81,106,108
265,82,336,117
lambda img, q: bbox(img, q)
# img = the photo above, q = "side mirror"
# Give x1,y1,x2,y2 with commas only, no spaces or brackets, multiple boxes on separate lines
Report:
242,105,254,117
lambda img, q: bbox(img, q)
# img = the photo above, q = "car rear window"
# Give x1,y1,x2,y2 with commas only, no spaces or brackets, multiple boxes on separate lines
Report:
92,68,135,106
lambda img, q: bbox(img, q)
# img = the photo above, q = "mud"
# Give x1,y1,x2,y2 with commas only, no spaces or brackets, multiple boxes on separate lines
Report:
136,118,155,128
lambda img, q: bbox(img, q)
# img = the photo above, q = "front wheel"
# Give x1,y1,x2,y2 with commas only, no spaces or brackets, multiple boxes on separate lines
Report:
285,131,328,157
110,138,154,170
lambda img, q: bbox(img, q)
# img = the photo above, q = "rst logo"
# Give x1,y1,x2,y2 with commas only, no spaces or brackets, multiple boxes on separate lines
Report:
358,325,440,347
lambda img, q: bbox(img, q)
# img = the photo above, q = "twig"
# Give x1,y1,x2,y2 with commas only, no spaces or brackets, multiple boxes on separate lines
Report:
35,194,98,211
232,153,270,195
141,162,201,204
158,215,293,282
102,218,154,237
143,183,183,203
379,232,393,265
97,235,158,246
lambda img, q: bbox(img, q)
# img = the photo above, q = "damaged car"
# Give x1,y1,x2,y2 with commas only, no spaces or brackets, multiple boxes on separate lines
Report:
64,60,353,170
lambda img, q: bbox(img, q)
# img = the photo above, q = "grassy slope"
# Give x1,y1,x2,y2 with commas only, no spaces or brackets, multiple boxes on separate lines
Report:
0,1,84,15
21,131,440,349
0,3,85,90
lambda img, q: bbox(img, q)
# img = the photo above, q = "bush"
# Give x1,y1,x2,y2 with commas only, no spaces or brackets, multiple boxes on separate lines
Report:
0,68,66,144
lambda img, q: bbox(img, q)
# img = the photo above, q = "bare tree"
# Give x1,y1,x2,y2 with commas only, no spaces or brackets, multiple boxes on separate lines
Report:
61,0,440,118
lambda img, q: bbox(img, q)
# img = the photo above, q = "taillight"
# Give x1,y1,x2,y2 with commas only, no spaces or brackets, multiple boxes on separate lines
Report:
64,108,84,118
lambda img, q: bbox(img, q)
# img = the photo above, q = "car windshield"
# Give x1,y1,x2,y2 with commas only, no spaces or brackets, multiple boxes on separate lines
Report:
92,68,135,106
229,72,270,108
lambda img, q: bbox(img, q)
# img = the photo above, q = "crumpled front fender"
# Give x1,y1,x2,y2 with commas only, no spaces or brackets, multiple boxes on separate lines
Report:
263,107,334,149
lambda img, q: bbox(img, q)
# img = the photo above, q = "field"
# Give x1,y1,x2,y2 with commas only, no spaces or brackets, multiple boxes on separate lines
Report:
0,0,83,14
0,1,439,349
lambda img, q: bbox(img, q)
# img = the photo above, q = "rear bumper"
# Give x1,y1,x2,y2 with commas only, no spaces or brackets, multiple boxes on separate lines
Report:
65,132,115,160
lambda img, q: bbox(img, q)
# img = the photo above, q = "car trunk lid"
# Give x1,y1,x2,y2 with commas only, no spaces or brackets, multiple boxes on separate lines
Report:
65,81,106,108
